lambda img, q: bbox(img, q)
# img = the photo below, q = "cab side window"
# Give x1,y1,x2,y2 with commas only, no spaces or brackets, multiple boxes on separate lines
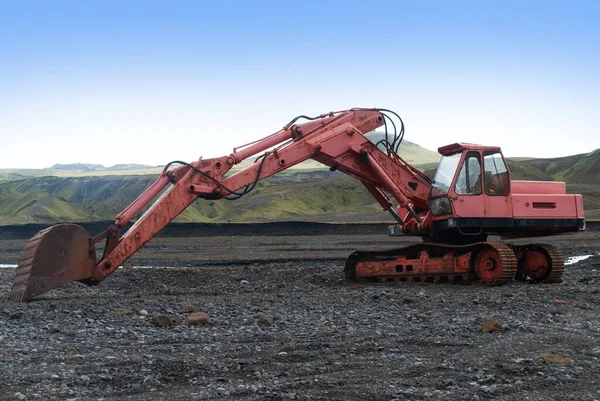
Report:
483,152,510,196
454,152,482,195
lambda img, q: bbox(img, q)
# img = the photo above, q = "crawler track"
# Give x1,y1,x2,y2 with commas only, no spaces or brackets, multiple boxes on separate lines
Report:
345,242,518,286
541,244,565,283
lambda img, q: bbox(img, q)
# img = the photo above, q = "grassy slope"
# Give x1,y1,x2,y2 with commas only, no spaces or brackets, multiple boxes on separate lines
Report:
0,173,383,224
1,145,598,225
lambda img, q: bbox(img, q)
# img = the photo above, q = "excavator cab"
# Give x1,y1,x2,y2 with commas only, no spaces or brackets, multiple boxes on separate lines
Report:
428,143,512,228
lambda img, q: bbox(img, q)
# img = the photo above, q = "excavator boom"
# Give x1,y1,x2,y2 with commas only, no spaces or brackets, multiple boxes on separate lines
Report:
10,108,431,301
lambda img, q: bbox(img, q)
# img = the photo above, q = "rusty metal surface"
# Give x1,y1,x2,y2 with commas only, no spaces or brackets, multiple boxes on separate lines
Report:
9,224,95,302
346,242,517,286
471,243,518,284
513,243,564,283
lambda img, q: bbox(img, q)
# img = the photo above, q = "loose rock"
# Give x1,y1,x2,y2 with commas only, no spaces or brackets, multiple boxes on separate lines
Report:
537,353,571,365
183,305,197,313
151,314,174,327
257,314,274,325
185,312,212,325
481,319,506,333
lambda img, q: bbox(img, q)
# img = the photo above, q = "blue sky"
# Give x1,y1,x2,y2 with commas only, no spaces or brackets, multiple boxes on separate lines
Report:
0,0,598,168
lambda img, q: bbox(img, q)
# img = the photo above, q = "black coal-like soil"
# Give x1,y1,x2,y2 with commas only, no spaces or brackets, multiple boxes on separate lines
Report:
1,226,599,400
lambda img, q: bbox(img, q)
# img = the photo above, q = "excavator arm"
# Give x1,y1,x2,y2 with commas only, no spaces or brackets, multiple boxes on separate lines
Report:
10,108,432,302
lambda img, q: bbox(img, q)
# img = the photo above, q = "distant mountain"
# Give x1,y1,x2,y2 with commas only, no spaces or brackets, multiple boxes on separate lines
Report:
51,163,157,171
51,163,106,171
0,165,165,181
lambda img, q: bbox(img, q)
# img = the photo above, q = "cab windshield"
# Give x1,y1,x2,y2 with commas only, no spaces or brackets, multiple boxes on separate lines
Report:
430,153,461,197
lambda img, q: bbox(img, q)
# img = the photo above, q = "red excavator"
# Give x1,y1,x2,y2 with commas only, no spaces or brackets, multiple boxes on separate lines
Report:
10,108,585,302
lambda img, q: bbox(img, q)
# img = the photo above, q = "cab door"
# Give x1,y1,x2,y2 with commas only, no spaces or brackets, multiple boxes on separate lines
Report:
450,151,485,219
482,151,512,218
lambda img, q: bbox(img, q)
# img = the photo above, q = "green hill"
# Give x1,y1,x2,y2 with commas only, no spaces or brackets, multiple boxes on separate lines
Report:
0,173,386,225
510,149,600,183
1,145,598,225
505,160,553,181
561,149,600,184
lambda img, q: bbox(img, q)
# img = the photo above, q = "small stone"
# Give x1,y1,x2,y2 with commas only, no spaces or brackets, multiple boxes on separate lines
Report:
47,326,61,334
113,308,136,316
183,305,197,313
481,319,506,333
240,280,250,286
139,310,148,316
142,375,160,386
9,312,23,319
403,297,416,304
257,314,274,325
552,299,567,305
151,315,174,327
442,379,455,387
471,395,480,401
77,375,90,386
14,392,26,400
185,312,212,326
537,353,571,365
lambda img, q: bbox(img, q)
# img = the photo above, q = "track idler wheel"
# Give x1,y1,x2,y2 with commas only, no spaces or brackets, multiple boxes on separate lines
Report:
9,224,97,302
514,244,564,283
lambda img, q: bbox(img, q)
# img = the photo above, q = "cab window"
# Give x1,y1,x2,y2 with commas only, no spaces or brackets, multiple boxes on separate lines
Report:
454,152,482,195
430,153,462,197
483,152,509,196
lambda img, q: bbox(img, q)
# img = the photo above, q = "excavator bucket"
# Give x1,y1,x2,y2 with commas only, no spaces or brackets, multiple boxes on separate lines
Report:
9,224,96,302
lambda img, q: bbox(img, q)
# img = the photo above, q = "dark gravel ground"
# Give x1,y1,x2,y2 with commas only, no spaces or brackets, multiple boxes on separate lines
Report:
1,229,599,401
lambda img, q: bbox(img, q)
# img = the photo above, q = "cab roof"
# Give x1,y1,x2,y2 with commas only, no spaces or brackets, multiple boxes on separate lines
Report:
437,143,502,156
